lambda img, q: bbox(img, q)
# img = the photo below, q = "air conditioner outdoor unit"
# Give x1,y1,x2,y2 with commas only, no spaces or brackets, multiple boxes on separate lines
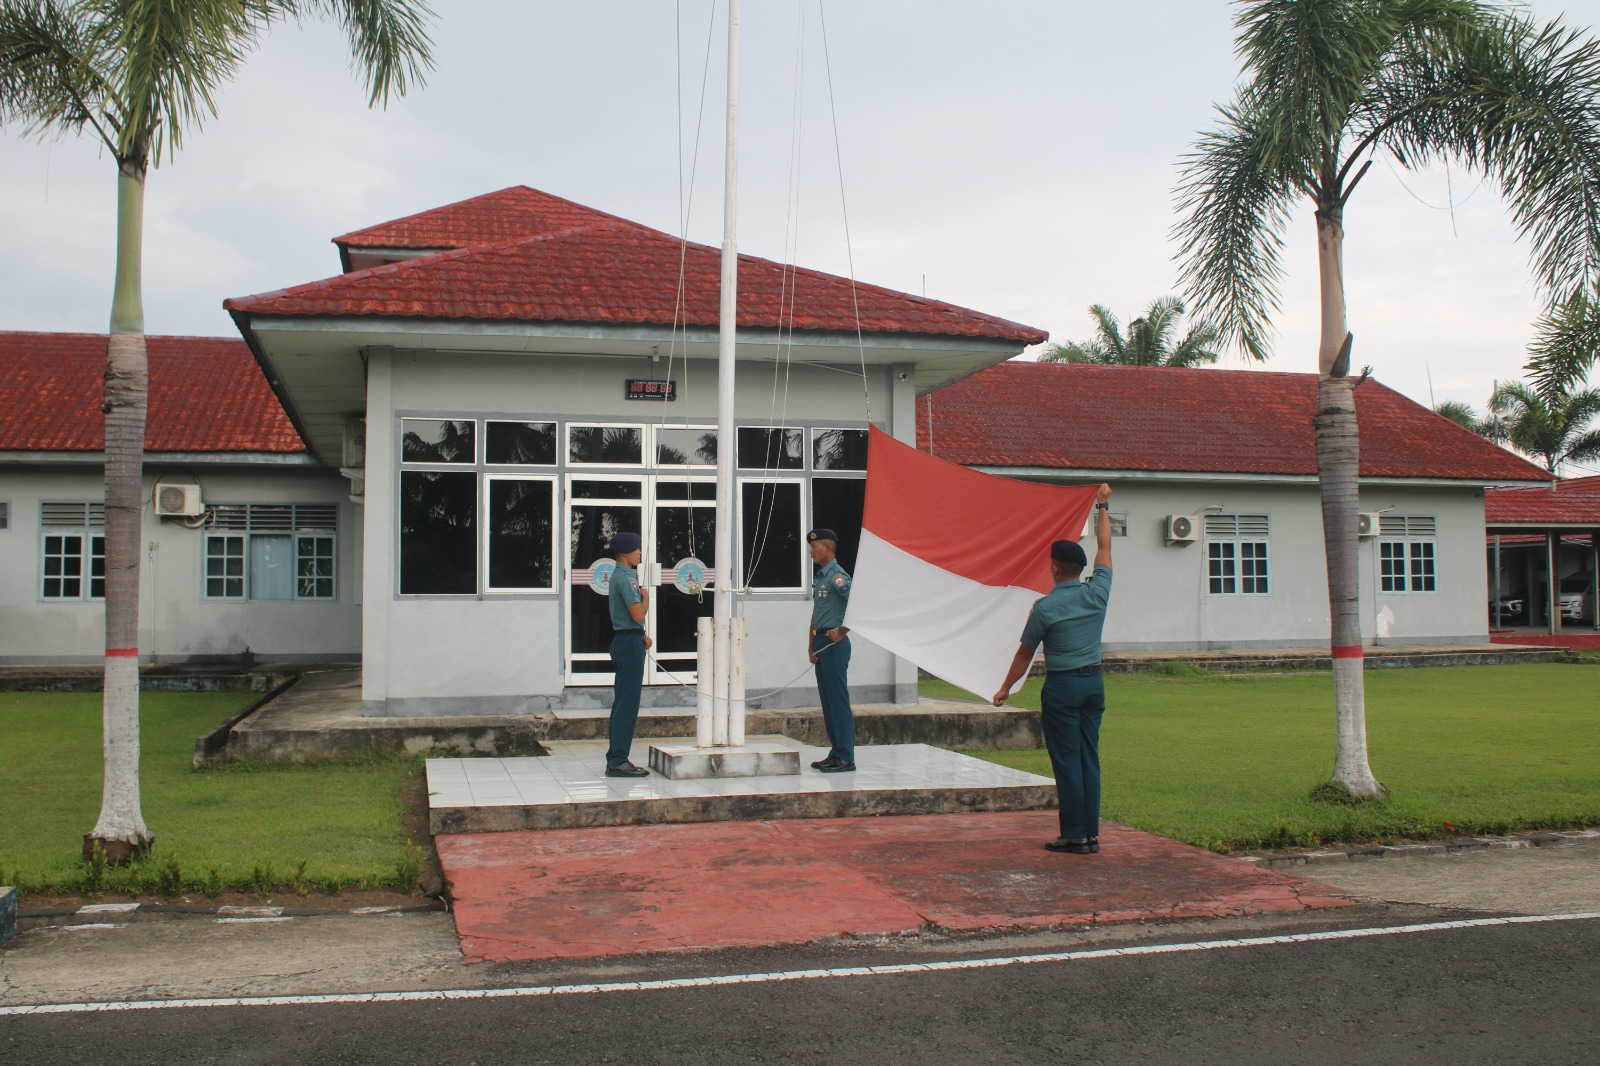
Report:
155,483,204,517
1164,514,1198,544
1357,512,1380,538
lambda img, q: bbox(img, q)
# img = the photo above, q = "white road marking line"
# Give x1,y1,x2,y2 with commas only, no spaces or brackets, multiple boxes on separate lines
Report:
49,923,126,932
213,917,293,924
216,906,284,918
3,912,1597,1017
77,903,139,915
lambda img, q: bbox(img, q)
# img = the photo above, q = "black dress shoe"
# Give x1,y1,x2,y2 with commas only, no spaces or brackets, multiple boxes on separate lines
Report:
605,762,650,777
1045,837,1094,854
818,760,856,773
1087,837,1100,853
810,756,839,770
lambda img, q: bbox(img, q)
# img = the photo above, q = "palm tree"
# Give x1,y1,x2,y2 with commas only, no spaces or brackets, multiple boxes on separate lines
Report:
1434,399,1503,440
1042,297,1222,367
1174,1,1600,800
1527,288,1600,400
0,0,433,862
1487,380,1600,474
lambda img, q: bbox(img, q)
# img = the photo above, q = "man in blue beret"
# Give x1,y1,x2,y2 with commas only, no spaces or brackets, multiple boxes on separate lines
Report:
993,484,1114,853
806,528,855,771
605,531,652,777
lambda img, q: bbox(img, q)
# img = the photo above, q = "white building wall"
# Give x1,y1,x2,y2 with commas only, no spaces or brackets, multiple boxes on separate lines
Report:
1045,479,1490,652
0,463,360,664
359,348,909,715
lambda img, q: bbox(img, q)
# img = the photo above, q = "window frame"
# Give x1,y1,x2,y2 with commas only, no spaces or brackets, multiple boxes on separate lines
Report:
482,473,558,594
38,501,106,602
1206,538,1270,596
566,422,647,467
202,503,341,602
1377,515,1438,595
738,476,808,593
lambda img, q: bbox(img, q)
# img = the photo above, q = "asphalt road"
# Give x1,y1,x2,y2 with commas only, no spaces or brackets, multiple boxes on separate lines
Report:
3,845,1598,1065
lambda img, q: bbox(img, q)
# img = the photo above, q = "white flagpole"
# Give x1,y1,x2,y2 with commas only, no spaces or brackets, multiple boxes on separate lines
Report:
711,0,741,746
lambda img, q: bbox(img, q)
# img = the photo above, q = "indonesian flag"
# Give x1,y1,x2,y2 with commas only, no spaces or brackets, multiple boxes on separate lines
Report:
846,427,1099,699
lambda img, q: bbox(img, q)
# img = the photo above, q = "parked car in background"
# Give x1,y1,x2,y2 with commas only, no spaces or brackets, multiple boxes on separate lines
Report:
1490,595,1526,623
1559,572,1594,622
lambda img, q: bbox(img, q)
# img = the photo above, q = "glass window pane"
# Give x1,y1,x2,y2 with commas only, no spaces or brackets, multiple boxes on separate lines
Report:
741,482,802,588
488,479,555,590
569,426,643,465
401,419,475,463
737,428,803,470
250,534,295,601
400,470,477,594
655,481,715,502
89,536,105,599
812,429,869,471
485,421,557,465
811,477,866,575
297,536,336,599
1411,542,1435,592
571,480,644,499
657,427,718,466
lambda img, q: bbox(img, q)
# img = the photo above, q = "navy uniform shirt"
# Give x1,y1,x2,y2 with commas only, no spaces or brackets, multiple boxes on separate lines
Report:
1021,568,1112,670
811,559,851,631
608,562,643,632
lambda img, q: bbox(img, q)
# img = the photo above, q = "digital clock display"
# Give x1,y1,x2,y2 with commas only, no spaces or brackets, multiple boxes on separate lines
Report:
625,379,677,401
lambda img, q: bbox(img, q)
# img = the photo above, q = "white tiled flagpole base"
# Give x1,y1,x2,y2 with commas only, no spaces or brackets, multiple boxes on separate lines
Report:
647,735,802,779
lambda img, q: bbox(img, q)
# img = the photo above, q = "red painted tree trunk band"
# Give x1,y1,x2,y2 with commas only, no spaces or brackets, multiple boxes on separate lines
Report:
1330,645,1364,659
105,648,139,658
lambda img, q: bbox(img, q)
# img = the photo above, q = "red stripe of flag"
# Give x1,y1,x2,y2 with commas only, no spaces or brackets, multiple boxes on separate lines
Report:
862,427,1097,591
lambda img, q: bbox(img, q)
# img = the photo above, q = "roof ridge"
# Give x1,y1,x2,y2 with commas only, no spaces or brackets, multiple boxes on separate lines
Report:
331,185,644,248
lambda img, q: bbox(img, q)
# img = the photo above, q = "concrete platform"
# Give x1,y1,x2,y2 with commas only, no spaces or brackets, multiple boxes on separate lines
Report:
434,810,1355,962
426,741,1055,834
206,669,1041,764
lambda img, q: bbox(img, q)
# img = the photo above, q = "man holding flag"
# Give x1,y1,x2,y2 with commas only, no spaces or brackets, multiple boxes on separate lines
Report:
993,483,1114,855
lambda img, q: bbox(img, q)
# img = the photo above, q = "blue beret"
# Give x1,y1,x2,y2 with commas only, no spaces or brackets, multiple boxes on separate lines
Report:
610,531,642,556
807,528,838,543
1050,539,1087,566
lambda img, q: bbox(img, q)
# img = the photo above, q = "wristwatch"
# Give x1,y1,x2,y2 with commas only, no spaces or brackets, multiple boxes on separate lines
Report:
1095,501,1110,510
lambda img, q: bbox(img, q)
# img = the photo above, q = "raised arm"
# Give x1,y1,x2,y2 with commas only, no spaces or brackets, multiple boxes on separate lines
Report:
1093,483,1113,572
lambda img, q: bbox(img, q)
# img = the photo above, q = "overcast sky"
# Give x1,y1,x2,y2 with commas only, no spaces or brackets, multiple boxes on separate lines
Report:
4,0,1599,433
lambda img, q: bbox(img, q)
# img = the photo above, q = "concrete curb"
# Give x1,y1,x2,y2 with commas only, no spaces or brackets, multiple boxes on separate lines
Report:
1237,828,1600,868
15,898,446,924
0,887,16,946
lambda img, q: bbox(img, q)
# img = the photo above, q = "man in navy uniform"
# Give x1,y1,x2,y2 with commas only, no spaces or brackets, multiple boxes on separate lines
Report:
993,484,1114,853
806,528,855,772
605,531,651,777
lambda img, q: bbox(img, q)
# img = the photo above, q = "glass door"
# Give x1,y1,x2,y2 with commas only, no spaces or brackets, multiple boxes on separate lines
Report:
648,479,717,685
565,476,645,685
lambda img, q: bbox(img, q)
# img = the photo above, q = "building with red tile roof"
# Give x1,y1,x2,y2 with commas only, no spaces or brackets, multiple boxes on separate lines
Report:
918,361,1550,484
0,332,304,455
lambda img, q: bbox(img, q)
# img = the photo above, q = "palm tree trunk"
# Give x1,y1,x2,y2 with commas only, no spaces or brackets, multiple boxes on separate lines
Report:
1314,204,1383,799
85,150,153,862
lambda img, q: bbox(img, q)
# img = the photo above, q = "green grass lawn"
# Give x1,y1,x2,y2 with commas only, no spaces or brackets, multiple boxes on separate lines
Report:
933,661,1600,852
0,690,423,896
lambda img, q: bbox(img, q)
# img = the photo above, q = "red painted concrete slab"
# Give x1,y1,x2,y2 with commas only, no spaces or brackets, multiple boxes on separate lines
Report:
437,811,1352,962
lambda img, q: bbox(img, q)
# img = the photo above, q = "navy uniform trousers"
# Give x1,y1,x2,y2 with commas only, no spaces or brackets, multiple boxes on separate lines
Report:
813,633,854,763
606,630,646,768
1039,667,1105,841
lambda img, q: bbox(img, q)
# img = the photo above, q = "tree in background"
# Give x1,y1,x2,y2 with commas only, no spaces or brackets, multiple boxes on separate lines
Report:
0,0,434,862
1042,296,1222,367
1527,288,1600,400
1487,380,1600,474
1174,0,1600,800
1434,399,1503,439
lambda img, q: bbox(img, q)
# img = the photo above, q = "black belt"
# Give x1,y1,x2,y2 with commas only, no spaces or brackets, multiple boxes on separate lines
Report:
615,629,644,636
1047,664,1101,676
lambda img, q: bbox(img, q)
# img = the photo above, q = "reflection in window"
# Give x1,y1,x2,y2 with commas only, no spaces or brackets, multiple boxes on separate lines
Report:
737,427,803,470
813,428,868,471
741,482,802,588
569,425,644,465
571,480,644,499
810,478,866,575
400,470,477,594
486,421,557,465
297,536,336,599
488,479,554,590
402,419,475,463
657,427,718,466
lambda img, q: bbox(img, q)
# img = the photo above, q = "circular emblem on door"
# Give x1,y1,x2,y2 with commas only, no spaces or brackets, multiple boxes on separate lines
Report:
673,557,707,595
589,558,616,596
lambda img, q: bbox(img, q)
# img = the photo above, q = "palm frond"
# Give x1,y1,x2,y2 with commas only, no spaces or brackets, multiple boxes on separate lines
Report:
1173,101,1298,361
1527,289,1600,399
0,1,119,148
298,0,436,105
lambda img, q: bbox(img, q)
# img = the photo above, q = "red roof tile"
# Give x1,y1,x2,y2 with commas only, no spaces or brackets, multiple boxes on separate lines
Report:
1486,475,1600,525
0,332,305,454
917,362,1551,482
333,186,632,251
232,190,1045,344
